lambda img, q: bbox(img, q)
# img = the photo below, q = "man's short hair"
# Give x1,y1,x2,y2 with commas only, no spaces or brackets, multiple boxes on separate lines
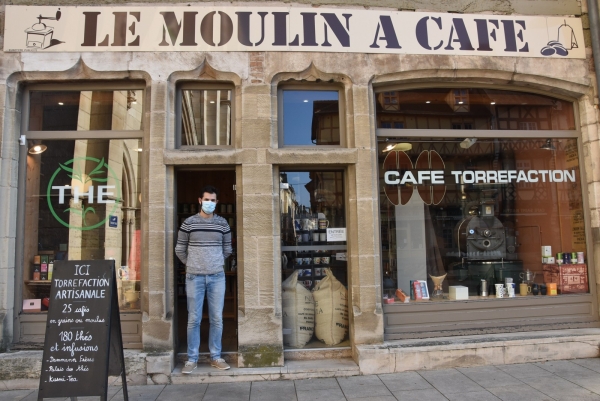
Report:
200,185,219,199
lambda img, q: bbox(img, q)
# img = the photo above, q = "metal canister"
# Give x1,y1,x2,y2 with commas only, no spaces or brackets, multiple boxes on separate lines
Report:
480,279,488,297
571,252,578,264
577,252,585,264
563,252,571,264
556,252,563,265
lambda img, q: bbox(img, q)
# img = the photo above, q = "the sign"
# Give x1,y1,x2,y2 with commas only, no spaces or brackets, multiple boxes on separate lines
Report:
109,215,118,228
327,228,346,242
38,260,128,401
4,6,585,59
47,156,122,231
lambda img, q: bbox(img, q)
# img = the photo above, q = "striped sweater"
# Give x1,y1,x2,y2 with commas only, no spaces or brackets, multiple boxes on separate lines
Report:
175,213,232,275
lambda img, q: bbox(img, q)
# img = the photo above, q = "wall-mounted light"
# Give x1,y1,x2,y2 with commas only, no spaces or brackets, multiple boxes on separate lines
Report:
58,102,64,106
540,139,555,150
460,138,477,149
490,101,496,105
426,101,431,104
383,142,412,152
28,143,47,154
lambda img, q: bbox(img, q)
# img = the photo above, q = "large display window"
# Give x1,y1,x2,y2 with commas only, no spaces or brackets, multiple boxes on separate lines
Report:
378,137,587,302
19,88,144,323
376,88,588,304
22,139,143,312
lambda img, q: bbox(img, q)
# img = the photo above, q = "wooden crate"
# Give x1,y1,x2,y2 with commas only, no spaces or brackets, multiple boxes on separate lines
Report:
542,264,588,294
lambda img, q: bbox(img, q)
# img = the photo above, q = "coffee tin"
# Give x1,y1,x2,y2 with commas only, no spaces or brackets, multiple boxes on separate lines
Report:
563,252,571,264
577,252,585,264
571,252,578,264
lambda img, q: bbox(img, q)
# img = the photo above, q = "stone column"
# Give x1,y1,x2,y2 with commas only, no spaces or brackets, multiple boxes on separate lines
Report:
347,84,384,348
237,55,284,367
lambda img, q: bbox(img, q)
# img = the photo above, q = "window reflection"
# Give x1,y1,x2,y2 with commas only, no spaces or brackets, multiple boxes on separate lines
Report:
376,89,575,130
29,91,143,131
283,90,340,145
180,89,232,146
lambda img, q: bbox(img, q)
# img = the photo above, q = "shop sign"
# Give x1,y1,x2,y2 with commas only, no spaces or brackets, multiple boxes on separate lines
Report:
383,149,577,206
4,6,585,59
327,228,346,242
47,157,122,231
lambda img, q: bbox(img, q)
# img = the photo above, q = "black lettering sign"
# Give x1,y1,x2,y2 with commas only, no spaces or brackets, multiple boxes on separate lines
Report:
370,15,401,49
38,260,128,401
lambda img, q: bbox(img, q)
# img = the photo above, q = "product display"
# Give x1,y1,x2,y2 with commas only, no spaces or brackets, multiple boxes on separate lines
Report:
313,269,349,346
449,286,469,300
282,270,315,348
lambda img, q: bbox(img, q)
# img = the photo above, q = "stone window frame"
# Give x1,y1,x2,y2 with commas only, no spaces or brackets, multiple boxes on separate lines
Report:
175,82,236,149
15,82,146,321
277,83,347,148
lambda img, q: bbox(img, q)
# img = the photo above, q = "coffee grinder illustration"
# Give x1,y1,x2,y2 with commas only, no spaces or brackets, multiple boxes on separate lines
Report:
25,9,61,49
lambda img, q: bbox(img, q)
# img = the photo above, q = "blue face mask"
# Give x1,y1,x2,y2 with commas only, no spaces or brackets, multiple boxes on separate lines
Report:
201,201,216,214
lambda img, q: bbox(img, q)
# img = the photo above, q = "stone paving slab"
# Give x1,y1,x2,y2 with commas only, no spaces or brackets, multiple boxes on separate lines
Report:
2,358,600,400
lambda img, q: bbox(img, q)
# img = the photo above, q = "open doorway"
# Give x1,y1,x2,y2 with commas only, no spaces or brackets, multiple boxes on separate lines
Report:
175,169,237,356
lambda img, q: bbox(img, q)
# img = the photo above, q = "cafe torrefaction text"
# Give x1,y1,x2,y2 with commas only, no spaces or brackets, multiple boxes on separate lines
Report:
43,264,109,384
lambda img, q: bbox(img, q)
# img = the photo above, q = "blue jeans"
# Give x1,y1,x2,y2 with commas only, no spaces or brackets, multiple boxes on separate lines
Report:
186,271,225,362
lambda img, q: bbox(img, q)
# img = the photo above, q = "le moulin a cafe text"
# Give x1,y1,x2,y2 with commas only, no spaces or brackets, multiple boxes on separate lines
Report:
1,3,599,377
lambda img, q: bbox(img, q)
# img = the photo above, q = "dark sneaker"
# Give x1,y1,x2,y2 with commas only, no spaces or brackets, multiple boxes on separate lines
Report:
182,361,197,374
210,358,230,370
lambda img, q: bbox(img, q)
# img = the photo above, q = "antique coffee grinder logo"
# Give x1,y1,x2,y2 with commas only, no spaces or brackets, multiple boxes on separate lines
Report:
47,157,121,230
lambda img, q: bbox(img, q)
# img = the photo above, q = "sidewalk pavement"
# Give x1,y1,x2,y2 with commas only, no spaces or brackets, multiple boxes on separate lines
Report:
3,358,600,401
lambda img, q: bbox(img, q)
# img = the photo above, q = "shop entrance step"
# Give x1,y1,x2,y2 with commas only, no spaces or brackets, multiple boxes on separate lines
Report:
171,358,359,384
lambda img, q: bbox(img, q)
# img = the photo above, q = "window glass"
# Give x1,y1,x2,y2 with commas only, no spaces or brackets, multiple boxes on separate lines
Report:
180,89,232,146
376,89,575,130
23,139,142,312
29,91,143,131
282,90,340,145
378,138,588,301
280,171,348,348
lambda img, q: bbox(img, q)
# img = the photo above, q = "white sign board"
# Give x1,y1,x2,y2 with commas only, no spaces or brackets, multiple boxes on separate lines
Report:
327,228,347,242
4,6,585,59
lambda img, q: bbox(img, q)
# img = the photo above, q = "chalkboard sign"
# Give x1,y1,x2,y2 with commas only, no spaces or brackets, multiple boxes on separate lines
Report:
38,260,129,401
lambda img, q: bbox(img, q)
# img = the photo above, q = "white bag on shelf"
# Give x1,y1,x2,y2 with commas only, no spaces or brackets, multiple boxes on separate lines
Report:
282,270,315,348
312,268,348,346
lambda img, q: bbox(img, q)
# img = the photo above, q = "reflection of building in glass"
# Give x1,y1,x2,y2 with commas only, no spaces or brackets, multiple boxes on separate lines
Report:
376,89,575,130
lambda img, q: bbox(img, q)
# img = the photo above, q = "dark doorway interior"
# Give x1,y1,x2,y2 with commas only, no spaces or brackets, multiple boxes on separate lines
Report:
175,169,237,355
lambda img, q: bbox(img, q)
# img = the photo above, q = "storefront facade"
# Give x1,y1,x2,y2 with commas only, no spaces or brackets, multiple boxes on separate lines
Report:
1,0,599,381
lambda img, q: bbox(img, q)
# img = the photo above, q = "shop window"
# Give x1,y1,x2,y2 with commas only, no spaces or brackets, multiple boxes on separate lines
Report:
280,170,349,349
178,88,233,146
22,139,143,312
28,90,143,131
378,137,588,302
376,89,575,131
21,86,145,320
281,90,340,145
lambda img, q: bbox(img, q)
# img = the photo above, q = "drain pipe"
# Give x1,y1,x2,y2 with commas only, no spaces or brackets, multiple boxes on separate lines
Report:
587,0,600,102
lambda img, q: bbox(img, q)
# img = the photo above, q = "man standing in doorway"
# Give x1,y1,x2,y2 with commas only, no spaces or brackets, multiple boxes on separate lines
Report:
176,185,232,373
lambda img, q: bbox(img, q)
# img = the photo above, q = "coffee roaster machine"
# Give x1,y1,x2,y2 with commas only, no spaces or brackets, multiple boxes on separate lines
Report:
450,195,523,295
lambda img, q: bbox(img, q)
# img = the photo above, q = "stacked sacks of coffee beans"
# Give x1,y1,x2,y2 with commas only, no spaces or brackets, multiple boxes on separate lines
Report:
282,270,315,348
312,268,349,346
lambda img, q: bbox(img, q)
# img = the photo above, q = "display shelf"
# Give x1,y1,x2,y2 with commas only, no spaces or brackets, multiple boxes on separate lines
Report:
282,245,347,251
25,280,51,286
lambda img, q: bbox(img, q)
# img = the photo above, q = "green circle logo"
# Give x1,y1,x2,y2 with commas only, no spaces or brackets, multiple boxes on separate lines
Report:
46,157,122,231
